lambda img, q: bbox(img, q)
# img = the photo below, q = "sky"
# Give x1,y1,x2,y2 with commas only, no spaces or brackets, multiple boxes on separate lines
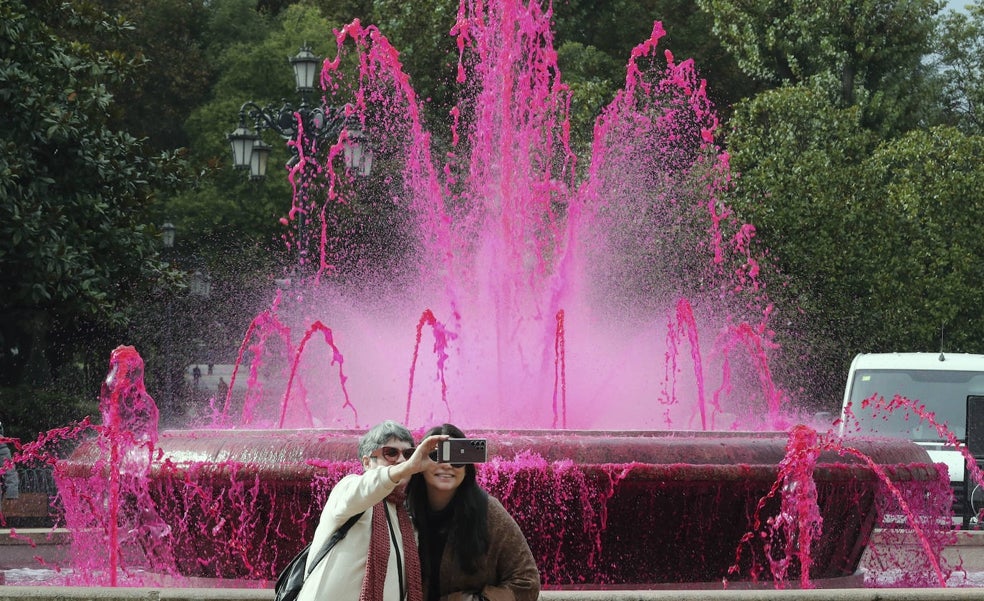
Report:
945,0,972,13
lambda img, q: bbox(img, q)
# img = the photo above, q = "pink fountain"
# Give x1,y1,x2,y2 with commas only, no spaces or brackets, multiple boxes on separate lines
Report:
47,0,955,590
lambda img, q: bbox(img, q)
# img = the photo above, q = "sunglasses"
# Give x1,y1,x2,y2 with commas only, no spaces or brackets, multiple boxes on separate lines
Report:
374,446,415,461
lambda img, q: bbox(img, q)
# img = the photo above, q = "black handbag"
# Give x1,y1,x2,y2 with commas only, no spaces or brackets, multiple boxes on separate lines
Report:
274,512,363,601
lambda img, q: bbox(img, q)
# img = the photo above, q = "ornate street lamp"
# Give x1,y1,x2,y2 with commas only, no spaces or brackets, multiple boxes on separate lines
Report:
226,45,373,180
249,140,273,181
158,223,213,424
227,46,374,274
289,45,319,93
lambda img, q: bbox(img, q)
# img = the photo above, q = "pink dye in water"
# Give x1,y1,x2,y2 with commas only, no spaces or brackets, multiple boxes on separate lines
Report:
43,346,183,586
732,424,957,589
2,0,963,591
714,319,789,431
842,392,984,494
277,320,357,428
552,309,566,429
10,365,949,589
405,309,455,425
220,301,293,427
219,0,787,433
839,392,984,586
663,298,713,430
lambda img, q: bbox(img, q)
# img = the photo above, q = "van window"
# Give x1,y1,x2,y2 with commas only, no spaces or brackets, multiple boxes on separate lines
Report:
846,369,984,442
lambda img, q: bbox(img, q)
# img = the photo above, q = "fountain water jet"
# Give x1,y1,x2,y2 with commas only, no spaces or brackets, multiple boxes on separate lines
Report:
230,1,777,431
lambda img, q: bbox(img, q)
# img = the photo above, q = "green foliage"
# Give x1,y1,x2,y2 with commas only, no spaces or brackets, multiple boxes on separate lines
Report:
0,0,194,439
98,0,214,152
0,386,97,445
553,0,761,120
176,3,336,277
367,0,459,132
0,1,185,322
726,86,878,355
929,5,984,134
705,1,984,398
697,0,941,88
556,42,621,154
727,85,984,400
864,126,984,351
697,0,941,135
202,0,274,61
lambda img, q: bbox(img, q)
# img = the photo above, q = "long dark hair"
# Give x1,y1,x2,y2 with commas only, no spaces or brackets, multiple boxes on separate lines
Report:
407,423,489,574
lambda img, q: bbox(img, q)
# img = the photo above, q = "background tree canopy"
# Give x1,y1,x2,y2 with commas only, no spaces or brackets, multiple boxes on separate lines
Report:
0,0,191,434
1,0,983,439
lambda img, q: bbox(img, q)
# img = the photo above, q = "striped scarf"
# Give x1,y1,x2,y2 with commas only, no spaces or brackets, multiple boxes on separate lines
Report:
359,487,423,601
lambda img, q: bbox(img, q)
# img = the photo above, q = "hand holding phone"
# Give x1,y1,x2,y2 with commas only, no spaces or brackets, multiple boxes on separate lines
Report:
430,438,487,464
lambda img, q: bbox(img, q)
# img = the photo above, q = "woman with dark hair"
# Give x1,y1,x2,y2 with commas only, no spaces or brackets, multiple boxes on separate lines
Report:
406,424,540,601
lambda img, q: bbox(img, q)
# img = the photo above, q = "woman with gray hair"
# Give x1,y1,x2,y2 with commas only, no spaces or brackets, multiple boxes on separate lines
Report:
298,420,448,601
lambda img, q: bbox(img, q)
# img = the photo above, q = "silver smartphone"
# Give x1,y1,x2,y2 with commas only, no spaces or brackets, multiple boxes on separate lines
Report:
432,438,488,464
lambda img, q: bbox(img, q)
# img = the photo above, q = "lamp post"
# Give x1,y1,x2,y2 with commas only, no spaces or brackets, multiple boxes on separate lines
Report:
189,270,212,298
161,222,176,425
162,222,176,251
226,46,373,271
161,223,213,425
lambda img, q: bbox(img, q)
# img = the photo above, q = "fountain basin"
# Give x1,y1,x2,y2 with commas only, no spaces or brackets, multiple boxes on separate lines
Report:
57,429,941,586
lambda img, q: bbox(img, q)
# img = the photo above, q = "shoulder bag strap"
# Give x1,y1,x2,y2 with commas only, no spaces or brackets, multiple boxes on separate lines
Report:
382,503,406,601
305,511,364,578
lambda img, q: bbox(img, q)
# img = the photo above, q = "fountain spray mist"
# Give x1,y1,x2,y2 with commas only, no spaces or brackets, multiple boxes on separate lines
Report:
227,0,785,433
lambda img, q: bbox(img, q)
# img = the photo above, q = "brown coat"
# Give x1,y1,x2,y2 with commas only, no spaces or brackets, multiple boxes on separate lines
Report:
428,496,540,601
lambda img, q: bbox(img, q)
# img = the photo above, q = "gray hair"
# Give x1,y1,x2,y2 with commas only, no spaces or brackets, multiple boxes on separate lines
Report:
358,420,413,459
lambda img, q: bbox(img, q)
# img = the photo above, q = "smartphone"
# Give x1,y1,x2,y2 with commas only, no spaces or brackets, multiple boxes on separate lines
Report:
432,438,487,464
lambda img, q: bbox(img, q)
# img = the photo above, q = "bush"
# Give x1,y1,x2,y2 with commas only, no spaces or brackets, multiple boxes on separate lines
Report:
0,385,97,447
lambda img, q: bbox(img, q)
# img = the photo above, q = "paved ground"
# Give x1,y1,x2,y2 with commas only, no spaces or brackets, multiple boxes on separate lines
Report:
0,528,69,572
183,363,241,395
4,528,984,589
0,585,983,601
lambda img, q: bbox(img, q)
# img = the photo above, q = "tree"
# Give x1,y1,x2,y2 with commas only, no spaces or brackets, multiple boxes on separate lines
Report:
726,83,984,405
99,0,214,152
930,3,984,134
553,0,762,118
724,85,877,395
0,0,188,412
863,126,984,352
556,42,623,154
366,0,459,131
697,0,942,135
175,2,338,295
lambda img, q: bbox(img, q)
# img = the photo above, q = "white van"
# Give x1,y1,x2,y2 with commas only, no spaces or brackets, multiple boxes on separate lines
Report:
839,352,984,526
